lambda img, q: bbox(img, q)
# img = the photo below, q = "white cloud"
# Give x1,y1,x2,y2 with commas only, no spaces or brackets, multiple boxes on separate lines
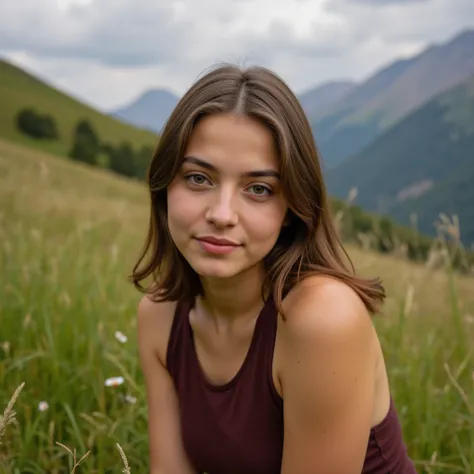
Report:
0,0,473,110
344,0,429,4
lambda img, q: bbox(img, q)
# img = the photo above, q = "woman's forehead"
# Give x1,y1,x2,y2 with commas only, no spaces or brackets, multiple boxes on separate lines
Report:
184,114,280,173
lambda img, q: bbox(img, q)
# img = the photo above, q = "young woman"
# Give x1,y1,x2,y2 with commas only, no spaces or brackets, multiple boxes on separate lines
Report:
131,64,417,474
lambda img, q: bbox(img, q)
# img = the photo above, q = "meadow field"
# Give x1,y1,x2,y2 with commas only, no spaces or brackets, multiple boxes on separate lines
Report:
0,138,473,473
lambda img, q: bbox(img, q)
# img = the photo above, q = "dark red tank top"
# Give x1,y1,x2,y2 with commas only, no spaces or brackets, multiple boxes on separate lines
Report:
166,297,417,474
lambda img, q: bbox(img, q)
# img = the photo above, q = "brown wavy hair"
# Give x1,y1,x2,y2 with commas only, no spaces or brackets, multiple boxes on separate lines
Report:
130,63,385,316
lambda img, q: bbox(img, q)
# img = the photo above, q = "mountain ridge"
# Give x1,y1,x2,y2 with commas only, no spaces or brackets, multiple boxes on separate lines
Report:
111,88,180,133
311,29,474,168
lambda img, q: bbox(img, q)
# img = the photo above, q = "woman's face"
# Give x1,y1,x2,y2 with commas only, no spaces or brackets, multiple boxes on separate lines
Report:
167,112,288,281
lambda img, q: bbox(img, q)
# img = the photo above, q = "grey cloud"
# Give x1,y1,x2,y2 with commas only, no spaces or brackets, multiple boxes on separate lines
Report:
0,0,196,66
344,0,429,5
1,0,473,110
325,0,474,45
236,20,350,61
0,0,364,69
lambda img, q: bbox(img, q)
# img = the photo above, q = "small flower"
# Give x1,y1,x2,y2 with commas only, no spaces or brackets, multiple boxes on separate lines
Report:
105,376,125,387
125,394,137,404
38,401,49,412
114,331,128,344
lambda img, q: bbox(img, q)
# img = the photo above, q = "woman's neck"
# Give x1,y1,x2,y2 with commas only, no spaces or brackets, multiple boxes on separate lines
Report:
198,264,267,327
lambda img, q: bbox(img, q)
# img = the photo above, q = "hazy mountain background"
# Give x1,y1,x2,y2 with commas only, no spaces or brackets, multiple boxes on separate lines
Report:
309,29,474,168
297,80,356,118
111,89,179,133
326,75,474,245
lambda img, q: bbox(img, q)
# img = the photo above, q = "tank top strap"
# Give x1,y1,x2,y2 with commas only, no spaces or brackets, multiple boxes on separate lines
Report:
254,295,283,407
252,295,277,352
166,299,193,372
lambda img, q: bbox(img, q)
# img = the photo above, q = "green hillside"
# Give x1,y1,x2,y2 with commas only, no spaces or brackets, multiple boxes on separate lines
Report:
0,59,158,157
327,75,474,246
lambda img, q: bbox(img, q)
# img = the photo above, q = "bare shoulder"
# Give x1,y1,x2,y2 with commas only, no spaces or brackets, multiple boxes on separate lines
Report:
276,281,384,472
136,292,178,367
280,274,375,345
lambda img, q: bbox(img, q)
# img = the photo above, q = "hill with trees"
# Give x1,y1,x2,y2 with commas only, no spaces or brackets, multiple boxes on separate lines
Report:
0,59,157,157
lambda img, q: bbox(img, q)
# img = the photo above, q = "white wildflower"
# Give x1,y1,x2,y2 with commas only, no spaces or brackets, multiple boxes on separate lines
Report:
38,401,49,412
114,331,128,344
105,376,125,387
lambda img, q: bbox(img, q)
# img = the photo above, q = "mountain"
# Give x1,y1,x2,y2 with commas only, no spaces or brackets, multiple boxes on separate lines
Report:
326,75,474,246
0,59,157,157
111,89,180,133
311,29,474,168
298,80,356,117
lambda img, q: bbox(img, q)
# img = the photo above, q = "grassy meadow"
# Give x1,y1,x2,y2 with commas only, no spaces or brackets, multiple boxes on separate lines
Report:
1,138,473,473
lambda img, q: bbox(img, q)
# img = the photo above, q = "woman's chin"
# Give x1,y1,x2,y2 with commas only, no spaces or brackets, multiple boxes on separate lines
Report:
194,265,240,280
189,258,246,280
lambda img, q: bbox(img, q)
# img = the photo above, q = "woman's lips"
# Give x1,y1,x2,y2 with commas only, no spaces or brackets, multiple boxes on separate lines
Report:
195,236,242,255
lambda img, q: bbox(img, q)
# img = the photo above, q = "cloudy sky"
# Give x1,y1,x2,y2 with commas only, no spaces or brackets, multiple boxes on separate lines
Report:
1,0,473,112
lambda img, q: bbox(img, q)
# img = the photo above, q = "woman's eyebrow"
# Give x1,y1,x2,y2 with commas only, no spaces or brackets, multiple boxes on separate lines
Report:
182,155,280,179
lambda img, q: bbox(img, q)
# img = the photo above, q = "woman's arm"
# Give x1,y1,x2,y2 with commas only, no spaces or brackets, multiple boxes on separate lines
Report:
278,276,379,474
137,296,197,474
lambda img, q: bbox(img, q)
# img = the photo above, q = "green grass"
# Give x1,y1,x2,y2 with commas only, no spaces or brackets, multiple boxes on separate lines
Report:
0,59,158,158
1,139,473,473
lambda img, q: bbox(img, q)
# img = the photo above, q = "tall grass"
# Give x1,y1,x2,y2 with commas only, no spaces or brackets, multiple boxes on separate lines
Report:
1,139,473,473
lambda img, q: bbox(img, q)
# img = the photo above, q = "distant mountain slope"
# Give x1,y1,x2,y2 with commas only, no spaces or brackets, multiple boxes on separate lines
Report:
111,88,179,133
298,80,356,117
390,156,474,247
0,59,157,157
326,75,474,245
311,29,474,168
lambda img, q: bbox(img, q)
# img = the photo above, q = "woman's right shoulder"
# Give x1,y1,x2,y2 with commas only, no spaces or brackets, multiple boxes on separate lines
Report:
136,292,178,367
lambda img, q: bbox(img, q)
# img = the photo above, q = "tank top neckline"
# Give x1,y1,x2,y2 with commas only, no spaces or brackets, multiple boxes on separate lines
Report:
183,296,274,393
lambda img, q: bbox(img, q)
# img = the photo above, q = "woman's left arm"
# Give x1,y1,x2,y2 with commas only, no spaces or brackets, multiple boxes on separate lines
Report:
279,277,379,474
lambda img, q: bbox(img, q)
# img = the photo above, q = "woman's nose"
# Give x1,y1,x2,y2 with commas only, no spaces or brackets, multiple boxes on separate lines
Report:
204,191,239,228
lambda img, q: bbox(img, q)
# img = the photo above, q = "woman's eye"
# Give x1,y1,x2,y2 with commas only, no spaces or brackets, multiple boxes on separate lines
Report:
248,185,272,196
186,174,209,186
